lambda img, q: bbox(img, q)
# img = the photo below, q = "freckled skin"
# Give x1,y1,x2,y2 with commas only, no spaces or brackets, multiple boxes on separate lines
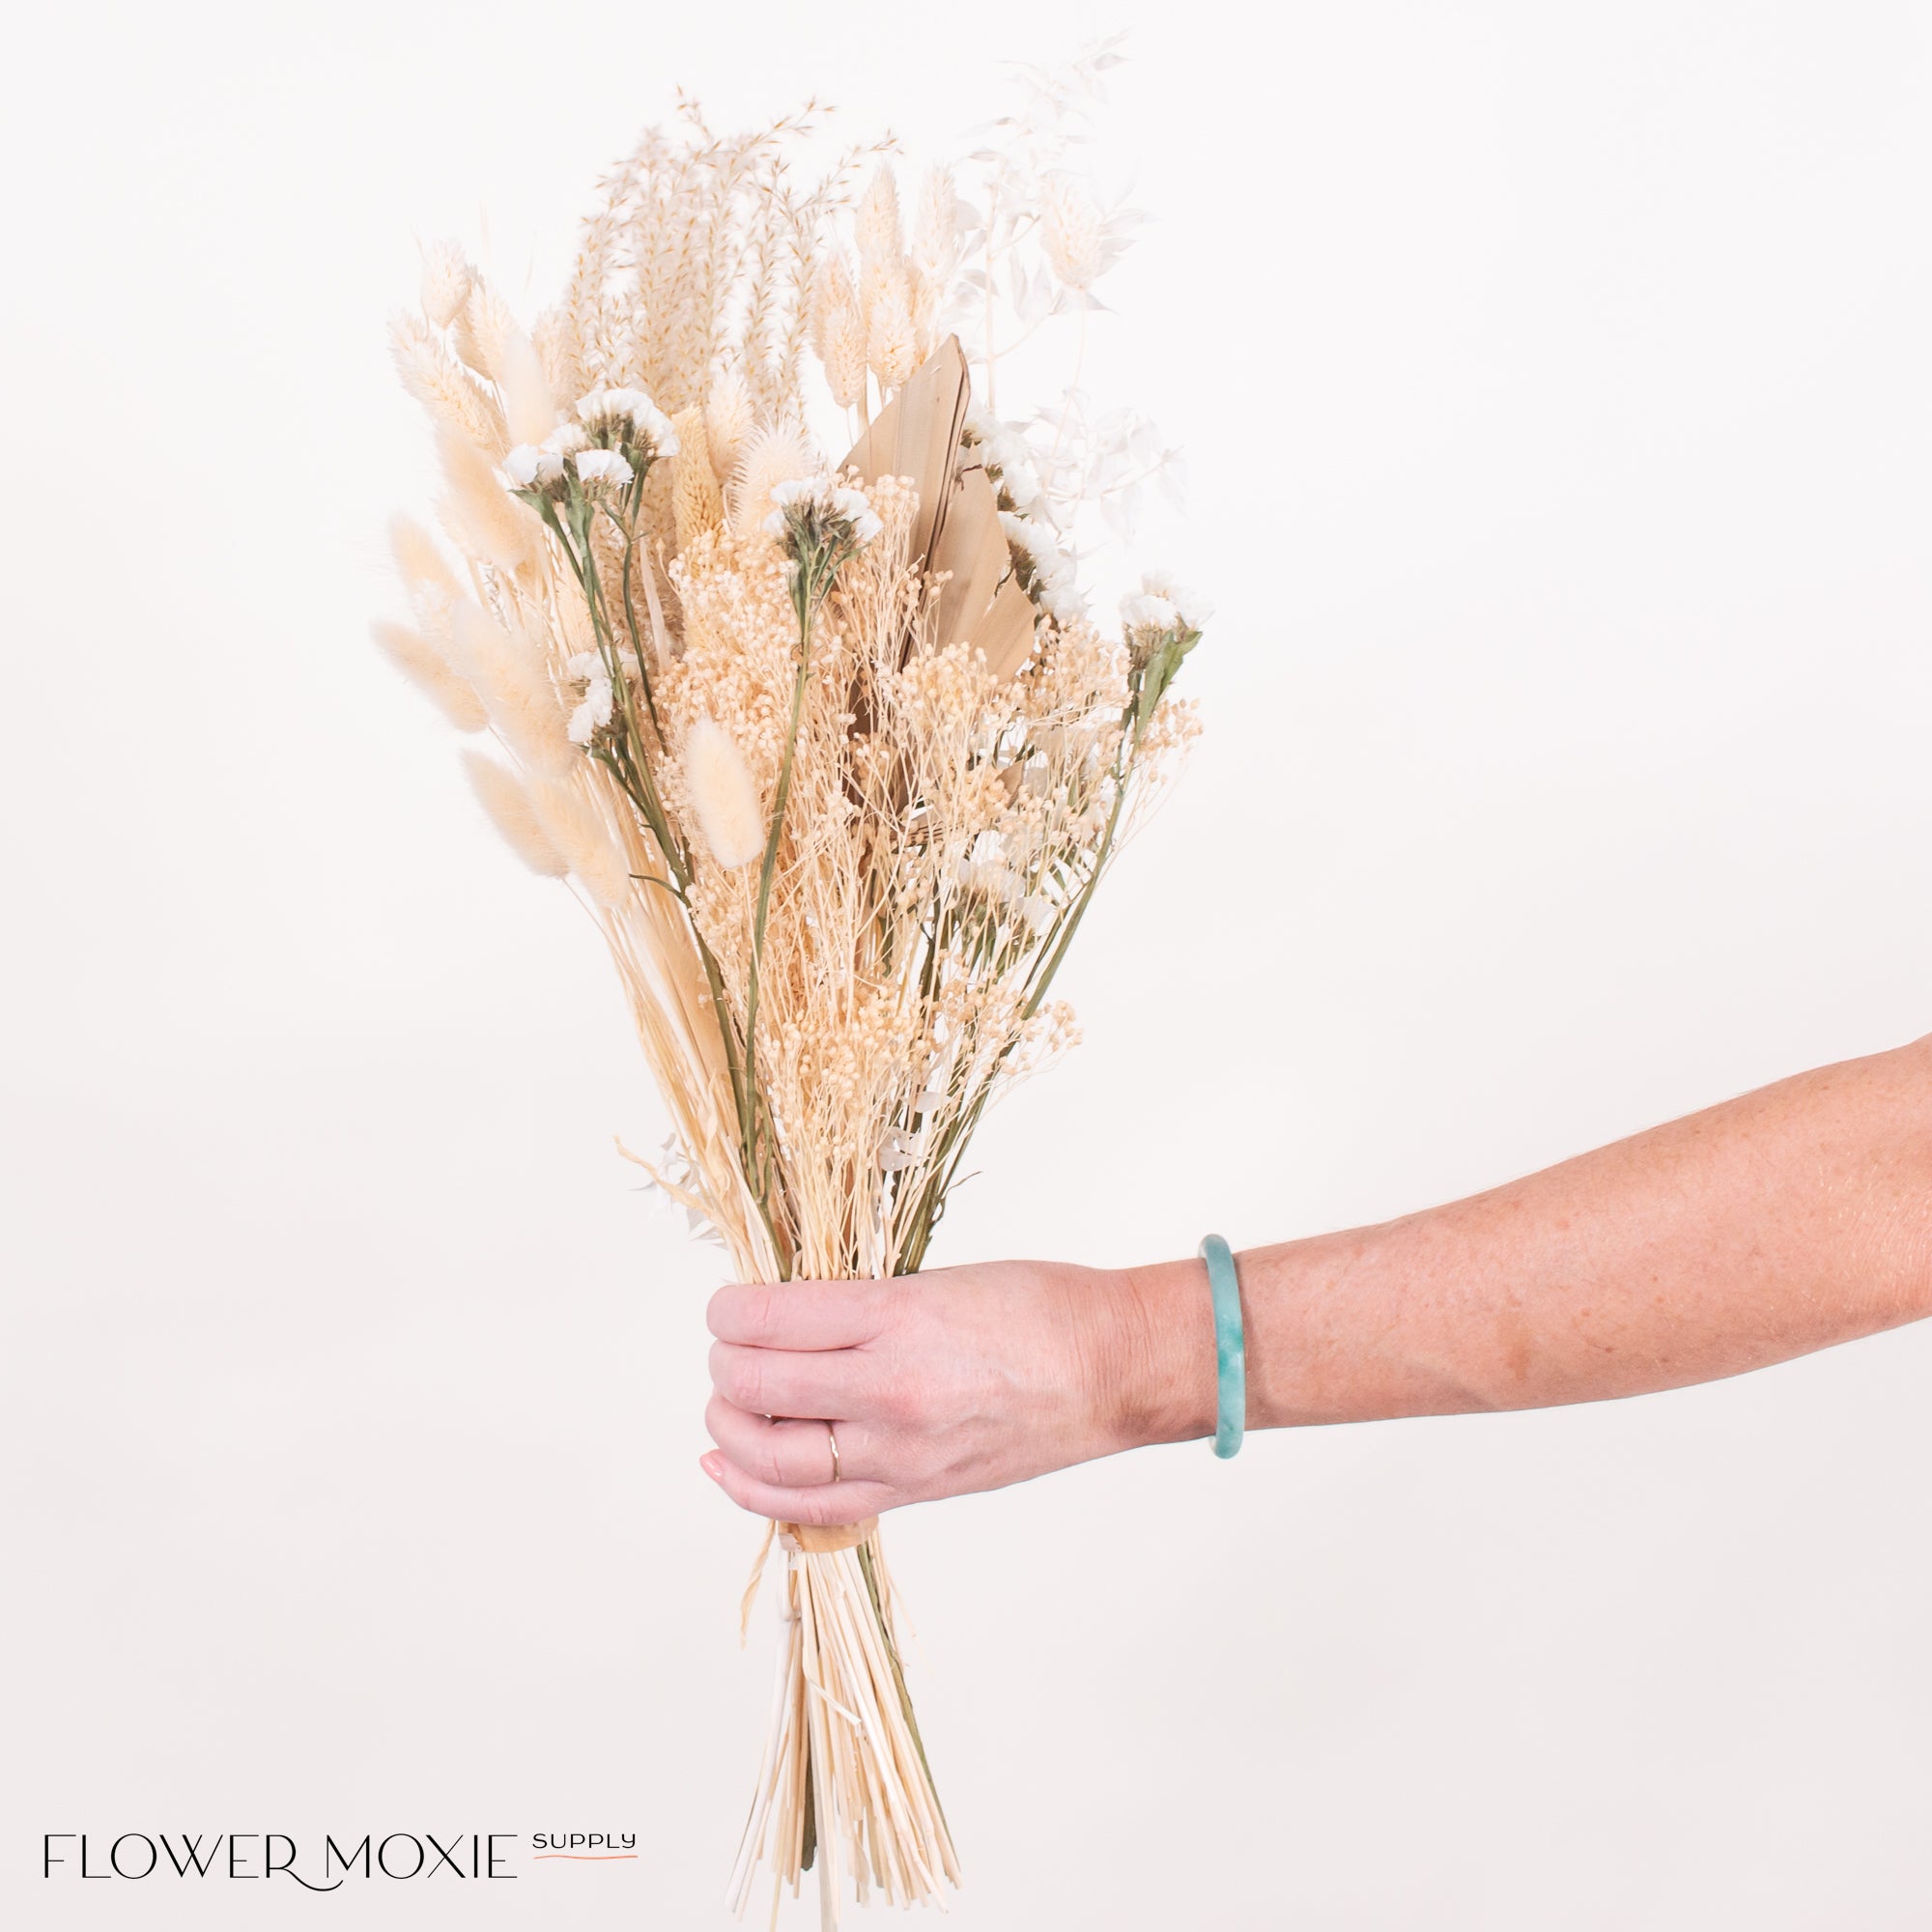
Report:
701,1035,1932,1526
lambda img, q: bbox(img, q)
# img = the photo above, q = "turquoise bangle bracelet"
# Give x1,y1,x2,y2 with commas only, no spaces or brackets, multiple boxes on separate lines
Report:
1199,1234,1246,1459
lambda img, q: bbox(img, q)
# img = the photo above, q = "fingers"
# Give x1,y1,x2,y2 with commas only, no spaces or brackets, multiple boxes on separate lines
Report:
707,1277,894,1350
698,1451,894,1528
707,1340,870,1420
705,1395,879,1489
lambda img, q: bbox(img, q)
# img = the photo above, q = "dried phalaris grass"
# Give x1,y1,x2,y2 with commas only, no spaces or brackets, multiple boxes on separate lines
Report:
378,58,1205,1924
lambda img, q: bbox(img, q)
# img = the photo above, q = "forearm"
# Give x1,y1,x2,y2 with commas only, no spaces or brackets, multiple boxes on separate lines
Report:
1122,1036,1932,1444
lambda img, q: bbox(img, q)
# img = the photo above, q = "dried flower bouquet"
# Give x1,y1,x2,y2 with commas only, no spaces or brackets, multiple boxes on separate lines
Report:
377,47,1207,1924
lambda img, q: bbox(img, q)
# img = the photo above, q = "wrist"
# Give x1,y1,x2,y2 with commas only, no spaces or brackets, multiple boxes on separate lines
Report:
1104,1256,1220,1450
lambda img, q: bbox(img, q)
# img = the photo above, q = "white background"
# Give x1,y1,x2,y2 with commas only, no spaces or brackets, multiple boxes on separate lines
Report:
5,2,1932,1926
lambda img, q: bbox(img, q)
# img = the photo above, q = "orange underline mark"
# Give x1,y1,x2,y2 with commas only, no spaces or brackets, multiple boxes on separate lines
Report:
532,1853,639,1861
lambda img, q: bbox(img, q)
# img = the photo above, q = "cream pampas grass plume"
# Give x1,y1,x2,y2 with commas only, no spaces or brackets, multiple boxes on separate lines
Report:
370,618,487,733
464,751,566,878
377,54,1201,1924
683,719,764,869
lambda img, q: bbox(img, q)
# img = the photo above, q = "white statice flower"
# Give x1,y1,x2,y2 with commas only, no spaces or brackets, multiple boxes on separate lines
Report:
543,422,588,460
830,486,883,541
1120,590,1180,636
502,443,565,489
573,448,634,490
1041,582,1087,626
1137,568,1212,632
575,386,678,456
969,416,1047,514
1000,511,1072,592
763,475,883,548
994,457,1042,512
565,650,613,745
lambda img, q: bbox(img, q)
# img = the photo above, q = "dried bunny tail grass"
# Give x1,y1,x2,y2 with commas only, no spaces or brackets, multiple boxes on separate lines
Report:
866,264,918,391
531,305,582,412
1039,173,1103,293
824,313,868,412
669,408,724,552
704,368,754,482
727,423,818,539
419,239,472,329
450,599,574,777
808,246,857,366
435,427,542,580
391,310,507,454
497,326,559,447
388,513,463,606
453,275,520,380
463,750,567,878
853,164,902,278
682,717,764,867
370,618,487,732
910,165,958,284
527,777,634,905
810,247,867,409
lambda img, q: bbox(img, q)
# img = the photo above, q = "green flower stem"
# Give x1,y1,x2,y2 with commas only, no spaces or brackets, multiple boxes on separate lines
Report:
740,638,812,1216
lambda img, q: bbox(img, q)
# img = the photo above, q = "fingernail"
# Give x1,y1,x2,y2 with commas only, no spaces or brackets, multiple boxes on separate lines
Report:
699,1453,723,1481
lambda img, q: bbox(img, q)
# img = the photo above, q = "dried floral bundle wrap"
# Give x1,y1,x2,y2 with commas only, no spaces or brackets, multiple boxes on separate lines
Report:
379,56,1204,1923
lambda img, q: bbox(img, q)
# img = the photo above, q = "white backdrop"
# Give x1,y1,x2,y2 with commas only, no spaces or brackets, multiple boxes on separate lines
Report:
6,3,1932,1926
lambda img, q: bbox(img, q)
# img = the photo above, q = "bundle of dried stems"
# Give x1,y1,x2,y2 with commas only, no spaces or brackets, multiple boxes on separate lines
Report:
378,50,1207,1926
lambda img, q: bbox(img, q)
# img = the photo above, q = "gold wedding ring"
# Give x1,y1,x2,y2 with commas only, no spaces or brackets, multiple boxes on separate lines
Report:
825,1420,841,1483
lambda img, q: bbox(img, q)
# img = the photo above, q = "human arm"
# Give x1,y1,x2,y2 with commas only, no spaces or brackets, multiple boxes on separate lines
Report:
702,1035,1932,1525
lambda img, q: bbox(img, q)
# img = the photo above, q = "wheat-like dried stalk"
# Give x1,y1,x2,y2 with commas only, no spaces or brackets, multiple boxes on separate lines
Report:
380,73,1202,1923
